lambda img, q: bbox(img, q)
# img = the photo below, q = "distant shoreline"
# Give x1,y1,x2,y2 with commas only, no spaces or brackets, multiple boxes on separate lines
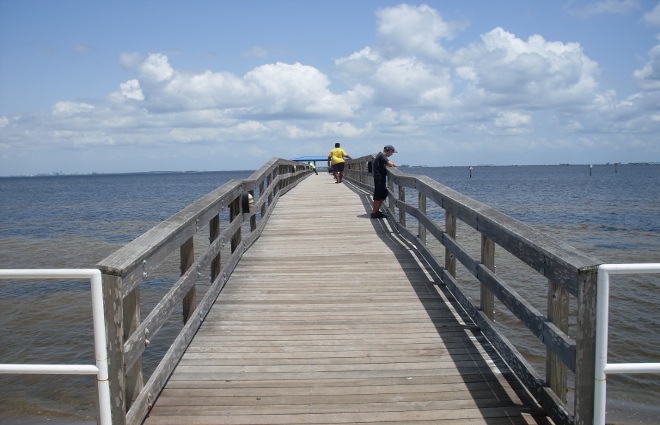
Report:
1,162,658,179
0,169,256,179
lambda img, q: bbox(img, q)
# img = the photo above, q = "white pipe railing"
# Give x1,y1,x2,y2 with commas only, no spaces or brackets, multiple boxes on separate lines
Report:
594,263,660,425
0,269,111,425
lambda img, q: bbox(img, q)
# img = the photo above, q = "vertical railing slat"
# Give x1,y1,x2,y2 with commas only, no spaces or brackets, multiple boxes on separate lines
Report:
123,287,142,409
418,193,426,245
230,196,241,253
180,237,195,323
547,279,569,402
480,235,495,320
210,215,221,283
445,212,456,277
398,185,406,226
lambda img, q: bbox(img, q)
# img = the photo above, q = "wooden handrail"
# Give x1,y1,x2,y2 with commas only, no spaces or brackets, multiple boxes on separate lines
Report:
96,158,311,425
344,156,601,425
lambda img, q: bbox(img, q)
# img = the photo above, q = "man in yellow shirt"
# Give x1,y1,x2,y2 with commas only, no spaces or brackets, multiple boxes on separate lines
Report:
327,142,351,183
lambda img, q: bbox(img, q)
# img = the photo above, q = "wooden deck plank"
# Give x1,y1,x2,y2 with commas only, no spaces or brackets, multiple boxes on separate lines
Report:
142,174,550,425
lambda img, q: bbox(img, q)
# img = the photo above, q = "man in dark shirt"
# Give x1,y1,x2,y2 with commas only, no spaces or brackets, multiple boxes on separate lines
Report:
371,145,397,218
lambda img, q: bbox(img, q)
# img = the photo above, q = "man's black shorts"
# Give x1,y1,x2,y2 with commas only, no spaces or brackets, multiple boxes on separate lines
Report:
373,177,387,201
334,162,345,172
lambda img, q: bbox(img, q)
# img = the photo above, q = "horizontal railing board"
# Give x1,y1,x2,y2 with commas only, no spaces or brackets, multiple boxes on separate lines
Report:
98,180,244,274
400,173,600,297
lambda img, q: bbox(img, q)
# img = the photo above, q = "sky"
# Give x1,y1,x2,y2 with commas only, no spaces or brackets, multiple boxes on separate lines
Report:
1,0,659,176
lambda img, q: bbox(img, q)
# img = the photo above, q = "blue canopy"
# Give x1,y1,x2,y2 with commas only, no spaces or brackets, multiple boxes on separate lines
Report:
291,155,331,164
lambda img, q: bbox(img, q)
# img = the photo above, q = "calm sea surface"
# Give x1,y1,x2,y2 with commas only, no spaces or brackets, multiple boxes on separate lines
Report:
0,165,658,424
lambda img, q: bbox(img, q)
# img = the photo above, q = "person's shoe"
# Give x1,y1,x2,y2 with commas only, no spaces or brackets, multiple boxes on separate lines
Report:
370,211,386,219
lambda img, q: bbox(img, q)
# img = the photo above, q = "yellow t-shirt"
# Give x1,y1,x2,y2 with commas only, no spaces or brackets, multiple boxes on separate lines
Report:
329,148,349,165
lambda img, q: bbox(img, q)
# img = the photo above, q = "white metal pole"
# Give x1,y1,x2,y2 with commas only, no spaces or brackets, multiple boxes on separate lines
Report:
593,266,610,425
0,364,99,374
605,363,660,374
602,263,660,275
593,263,660,425
0,269,112,425
89,269,112,425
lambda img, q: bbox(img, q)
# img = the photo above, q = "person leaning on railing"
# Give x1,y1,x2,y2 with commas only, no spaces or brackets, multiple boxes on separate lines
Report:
371,145,397,219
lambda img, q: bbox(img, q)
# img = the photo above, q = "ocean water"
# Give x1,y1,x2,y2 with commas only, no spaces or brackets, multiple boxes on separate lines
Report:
0,165,658,424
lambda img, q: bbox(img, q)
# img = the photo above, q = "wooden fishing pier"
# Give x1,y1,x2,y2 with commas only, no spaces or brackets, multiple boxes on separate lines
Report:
96,157,603,425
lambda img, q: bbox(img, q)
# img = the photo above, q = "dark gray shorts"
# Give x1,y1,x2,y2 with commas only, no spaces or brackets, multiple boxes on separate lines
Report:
373,177,387,201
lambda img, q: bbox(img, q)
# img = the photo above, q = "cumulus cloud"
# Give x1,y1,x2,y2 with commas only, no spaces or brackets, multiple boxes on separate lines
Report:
120,79,144,100
375,4,461,59
634,45,660,89
454,28,600,108
120,57,367,117
140,53,174,83
337,9,603,133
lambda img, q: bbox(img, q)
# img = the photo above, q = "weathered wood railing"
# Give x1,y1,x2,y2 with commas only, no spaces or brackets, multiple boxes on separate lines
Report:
345,155,602,425
96,158,311,425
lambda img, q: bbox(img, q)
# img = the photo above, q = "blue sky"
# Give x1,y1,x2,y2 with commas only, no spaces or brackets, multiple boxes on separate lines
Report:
1,0,659,175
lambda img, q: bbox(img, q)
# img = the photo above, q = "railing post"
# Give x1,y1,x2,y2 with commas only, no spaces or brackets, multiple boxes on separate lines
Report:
388,178,395,216
418,193,426,245
259,180,266,219
547,279,569,402
230,196,242,253
123,286,143,410
210,215,221,282
480,235,495,319
249,189,257,232
398,185,406,226
101,273,127,425
574,268,599,425
270,169,277,202
266,175,273,209
181,237,195,323
445,212,457,277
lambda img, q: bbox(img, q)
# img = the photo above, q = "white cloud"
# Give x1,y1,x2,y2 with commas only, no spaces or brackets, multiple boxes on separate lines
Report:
634,44,660,89
495,111,532,128
244,62,351,116
453,28,600,108
52,101,95,116
120,79,144,100
644,3,660,26
568,0,640,18
375,4,460,59
372,57,446,106
140,53,174,83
